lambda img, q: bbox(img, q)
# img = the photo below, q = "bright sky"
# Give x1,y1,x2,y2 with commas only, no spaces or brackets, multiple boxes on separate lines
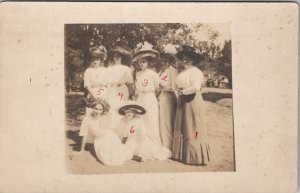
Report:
187,23,231,48
207,23,231,41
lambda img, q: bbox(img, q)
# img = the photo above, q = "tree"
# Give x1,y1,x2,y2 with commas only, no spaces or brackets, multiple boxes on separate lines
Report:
216,40,232,88
65,23,231,91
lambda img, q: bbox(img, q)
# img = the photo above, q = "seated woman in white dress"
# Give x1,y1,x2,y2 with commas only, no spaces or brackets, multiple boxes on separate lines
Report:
71,99,134,166
113,101,171,162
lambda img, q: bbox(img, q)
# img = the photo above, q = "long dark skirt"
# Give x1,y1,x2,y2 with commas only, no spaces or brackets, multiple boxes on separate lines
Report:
172,91,211,165
158,91,177,151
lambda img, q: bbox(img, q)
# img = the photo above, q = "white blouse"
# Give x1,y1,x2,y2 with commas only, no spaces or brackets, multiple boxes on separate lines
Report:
176,67,204,95
107,64,133,85
159,66,178,91
79,114,112,138
114,116,146,143
136,69,159,93
84,67,109,88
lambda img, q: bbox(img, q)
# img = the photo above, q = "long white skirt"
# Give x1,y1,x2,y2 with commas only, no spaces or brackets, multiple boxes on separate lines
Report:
137,92,162,146
107,84,129,127
137,137,171,161
94,130,134,166
127,137,171,161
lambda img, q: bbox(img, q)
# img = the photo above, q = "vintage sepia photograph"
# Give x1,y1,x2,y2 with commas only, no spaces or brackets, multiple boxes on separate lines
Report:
1,2,298,192
64,23,234,174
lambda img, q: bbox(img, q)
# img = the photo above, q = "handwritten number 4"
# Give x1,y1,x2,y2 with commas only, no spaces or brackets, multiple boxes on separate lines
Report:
161,75,168,81
118,92,123,100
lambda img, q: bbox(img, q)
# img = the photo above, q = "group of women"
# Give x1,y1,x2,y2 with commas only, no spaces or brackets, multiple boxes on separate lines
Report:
71,41,211,166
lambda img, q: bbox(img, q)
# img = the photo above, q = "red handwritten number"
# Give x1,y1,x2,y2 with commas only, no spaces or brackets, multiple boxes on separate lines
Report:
161,75,168,81
97,88,104,95
130,126,135,133
118,92,123,100
142,79,148,87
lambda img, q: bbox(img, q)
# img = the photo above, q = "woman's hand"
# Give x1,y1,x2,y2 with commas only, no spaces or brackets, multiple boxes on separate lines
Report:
177,89,184,96
122,137,128,144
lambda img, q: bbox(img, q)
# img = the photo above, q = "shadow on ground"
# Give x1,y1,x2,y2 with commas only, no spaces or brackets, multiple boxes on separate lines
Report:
202,92,232,103
66,130,100,162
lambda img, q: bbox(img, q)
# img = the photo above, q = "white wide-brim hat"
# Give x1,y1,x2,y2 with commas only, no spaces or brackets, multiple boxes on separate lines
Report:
132,50,159,62
132,41,160,62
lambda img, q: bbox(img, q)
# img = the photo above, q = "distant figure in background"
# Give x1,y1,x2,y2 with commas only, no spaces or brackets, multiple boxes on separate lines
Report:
158,50,178,151
220,77,229,88
132,41,162,146
214,78,219,88
172,45,211,166
206,78,214,87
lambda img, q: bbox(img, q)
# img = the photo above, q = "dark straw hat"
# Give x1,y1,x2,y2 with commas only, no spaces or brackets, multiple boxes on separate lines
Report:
176,45,204,64
111,46,132,57
118,101,146,115
91,45,107,58
160,53,177,64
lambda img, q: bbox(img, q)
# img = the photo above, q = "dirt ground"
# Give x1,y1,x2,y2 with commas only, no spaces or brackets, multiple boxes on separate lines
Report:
65,88,235,174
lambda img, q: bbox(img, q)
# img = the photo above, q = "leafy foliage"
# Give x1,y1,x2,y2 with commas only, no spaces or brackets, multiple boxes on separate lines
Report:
65,23,232,91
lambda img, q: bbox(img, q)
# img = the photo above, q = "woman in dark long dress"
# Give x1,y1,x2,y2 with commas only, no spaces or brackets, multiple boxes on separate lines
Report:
172,45,211,165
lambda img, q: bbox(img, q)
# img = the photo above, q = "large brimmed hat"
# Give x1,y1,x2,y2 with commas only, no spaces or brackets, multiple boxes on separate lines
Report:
118,101,146,115
91,45,107,58
176,45,204,64
160,53,177,63
111,46,132,57
132,41,159,62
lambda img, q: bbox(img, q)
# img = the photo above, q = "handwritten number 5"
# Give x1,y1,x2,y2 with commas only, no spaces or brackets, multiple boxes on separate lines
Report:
142,79,148,87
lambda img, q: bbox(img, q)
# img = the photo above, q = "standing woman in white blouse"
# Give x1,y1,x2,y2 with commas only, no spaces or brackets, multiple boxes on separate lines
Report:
172,45,211,166
107,46,134,115
132,41,162,146
83,46,109,112
83,46,110,143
